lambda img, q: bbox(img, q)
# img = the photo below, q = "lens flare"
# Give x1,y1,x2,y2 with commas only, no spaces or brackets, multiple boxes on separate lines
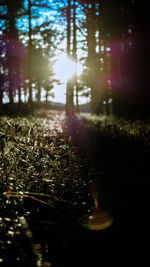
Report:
83,209,114,231
83,182,114,231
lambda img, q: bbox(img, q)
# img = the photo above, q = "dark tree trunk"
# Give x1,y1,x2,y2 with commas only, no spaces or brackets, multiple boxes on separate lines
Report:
67,0,71,56
0,87,3,104
6,5,16,104
28,0,32,105
73,0,79,113
16,52,21,103
87,2,99,114
7,40,14,104
45,92,48,103
66,0,74,116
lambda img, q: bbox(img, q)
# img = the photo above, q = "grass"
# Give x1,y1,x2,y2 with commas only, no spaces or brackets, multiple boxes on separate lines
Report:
0,110,150,266
0,112,85,197
0,110,90,266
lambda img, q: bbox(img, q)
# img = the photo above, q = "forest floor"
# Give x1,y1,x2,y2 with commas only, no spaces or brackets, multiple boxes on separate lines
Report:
0,110,150,266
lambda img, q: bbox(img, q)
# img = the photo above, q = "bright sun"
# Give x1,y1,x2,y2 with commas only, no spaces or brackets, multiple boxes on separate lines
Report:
54,53,83,84
53,53,84,104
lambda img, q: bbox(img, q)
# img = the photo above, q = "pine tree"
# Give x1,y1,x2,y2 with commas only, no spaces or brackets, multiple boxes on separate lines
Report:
22,0,56,105
66,0,74,115
0,0,24,104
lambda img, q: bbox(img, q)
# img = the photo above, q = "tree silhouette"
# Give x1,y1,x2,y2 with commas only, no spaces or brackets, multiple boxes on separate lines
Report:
0,0,24,104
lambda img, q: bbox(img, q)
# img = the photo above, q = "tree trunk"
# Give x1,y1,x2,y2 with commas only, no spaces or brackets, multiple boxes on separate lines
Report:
6,5,16,104
75,82,79,113
87,2,99,113
0,87,3,104
73,0,79,113
16,53,21,103
67,0,71,56
7,40,14,104
18,83,21,103
66,0,74,116
28,0,32,105
45,91,48,103
37,82,41,104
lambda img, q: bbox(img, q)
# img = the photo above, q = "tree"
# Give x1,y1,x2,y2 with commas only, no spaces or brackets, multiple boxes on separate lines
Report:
0,35,5,104
78,0,102,113
0,0,24,104
54,0,79,115
72,0,79,112
28,0,32,105
65,0,74,115
87,1,101,114
100,0,150,117
20,0,57,105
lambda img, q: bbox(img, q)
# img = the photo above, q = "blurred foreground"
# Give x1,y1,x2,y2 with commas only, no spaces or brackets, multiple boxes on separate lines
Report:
0,110,150,266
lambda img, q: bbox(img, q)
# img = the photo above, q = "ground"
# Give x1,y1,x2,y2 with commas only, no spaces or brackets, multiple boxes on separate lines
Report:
0,110,150,266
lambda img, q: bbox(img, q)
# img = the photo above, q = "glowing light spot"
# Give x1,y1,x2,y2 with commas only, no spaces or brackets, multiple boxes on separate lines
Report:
54,54,75,83
96,45,99,53
84,209,114,231
128,28,132,34
108,98,113,104
54,54,83,84
82,182,114,231
100,58,104,63
101,45,104,52
106,47,111,52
